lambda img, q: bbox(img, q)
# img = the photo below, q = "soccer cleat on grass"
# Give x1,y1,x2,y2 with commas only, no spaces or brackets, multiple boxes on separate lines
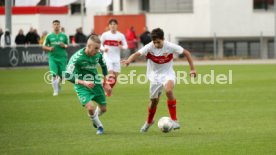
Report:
172,120,180,130
140,121,154,133
96,126,104,135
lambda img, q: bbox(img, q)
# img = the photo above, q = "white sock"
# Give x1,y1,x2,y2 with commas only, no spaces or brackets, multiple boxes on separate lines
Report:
95,106,104,117
90,113,103,128
52,78,59,93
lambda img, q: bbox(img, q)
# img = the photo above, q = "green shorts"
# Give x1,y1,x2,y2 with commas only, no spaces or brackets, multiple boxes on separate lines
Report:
74,84,107,106
48,58,67,78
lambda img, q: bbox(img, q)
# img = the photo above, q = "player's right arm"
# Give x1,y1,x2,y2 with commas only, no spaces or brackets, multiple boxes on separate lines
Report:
42,34,54,52
100,33,108,53
65,57,94,88
121,52,141,66
183,49,196,77
121,43,150,66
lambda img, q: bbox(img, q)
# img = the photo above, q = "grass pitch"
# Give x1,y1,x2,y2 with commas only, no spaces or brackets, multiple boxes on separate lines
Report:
0,64,275,155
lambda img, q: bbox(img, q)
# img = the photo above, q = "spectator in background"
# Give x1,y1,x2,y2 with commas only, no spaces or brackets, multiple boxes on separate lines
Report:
15,29,26,45
34,29,40,42
74,27,87,44
61,27,65,33
126,26,138,55
0,28,3,39
39,31,48,45
0,29,13,47
87,29,95,39
140,27,152,46
25,27,40,44
60,27,70,44
0,28,3,46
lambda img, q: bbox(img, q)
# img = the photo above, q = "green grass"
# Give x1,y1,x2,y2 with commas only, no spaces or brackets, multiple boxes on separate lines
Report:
0,64,276,155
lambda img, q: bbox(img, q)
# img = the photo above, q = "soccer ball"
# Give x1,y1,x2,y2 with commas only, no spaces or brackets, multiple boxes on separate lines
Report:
158,117,173,133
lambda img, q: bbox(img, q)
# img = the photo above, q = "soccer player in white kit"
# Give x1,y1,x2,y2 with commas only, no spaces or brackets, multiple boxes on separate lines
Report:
122,28,196,133
100,19,128,96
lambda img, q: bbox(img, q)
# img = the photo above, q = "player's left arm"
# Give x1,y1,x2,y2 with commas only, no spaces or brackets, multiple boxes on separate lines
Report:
182,49,196,77
98,53,111,92
60,35,68,49
119,35,128,50
42,35,54,52
98,53,108,77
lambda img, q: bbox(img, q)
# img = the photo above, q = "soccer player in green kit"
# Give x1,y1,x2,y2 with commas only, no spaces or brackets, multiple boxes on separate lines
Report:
43,20,68,96
65,35,111,135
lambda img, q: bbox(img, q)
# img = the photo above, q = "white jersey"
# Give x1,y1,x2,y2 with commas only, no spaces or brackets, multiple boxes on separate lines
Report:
100,31,128,63
138,41,184,83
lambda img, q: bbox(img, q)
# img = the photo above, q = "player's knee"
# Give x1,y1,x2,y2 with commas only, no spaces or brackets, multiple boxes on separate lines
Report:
165,89,173,96
151,99,159,106
100,107,107,113
85,104,94,112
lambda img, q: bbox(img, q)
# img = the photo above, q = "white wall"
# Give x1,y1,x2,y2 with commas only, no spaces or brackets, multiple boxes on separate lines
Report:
113,0,140,14
146,0,211,42
210,0,274,37
124,0,140,14
1,0,274,43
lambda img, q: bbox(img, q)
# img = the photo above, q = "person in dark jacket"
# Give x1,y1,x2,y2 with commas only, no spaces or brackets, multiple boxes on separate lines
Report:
25,27,39,44
0,28,3,43
15,29,26,45
74,27,87,44
140,27,152,46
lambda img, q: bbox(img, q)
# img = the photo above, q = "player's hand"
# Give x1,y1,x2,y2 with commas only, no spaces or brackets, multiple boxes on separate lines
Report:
121,60,130,67
60,42,67,48
49,47,54,52
83,81,95,89
118,45,123,50
190,70,197,78
103,82,112,96
104,48,109,53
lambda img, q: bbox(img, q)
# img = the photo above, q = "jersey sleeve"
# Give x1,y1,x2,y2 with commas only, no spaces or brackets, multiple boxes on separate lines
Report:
98,53,108,76
65,55,79,83
138,43,151,56
43,34,50,46
121,34,128,50
171,43,184,54
100,34,105,51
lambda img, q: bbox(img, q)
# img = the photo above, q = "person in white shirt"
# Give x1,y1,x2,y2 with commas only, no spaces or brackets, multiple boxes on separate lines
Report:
122,28,196,133
100,19,128,96
0,29,14,47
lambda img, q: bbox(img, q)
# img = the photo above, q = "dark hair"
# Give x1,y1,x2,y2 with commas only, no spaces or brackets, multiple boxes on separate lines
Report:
89,34,101,44
108,19,118,25
52,20,60,24
151,28,164,41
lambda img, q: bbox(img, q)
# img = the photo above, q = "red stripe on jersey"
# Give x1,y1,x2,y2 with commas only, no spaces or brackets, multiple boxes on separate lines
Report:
146,52,173,64
104,40,122,46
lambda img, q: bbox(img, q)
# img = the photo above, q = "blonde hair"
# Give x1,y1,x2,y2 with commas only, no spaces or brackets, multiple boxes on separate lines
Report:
89,34,101,44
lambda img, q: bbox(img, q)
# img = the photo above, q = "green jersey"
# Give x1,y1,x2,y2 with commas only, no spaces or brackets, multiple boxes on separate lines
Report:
66,48,108,84
43,32,68,60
